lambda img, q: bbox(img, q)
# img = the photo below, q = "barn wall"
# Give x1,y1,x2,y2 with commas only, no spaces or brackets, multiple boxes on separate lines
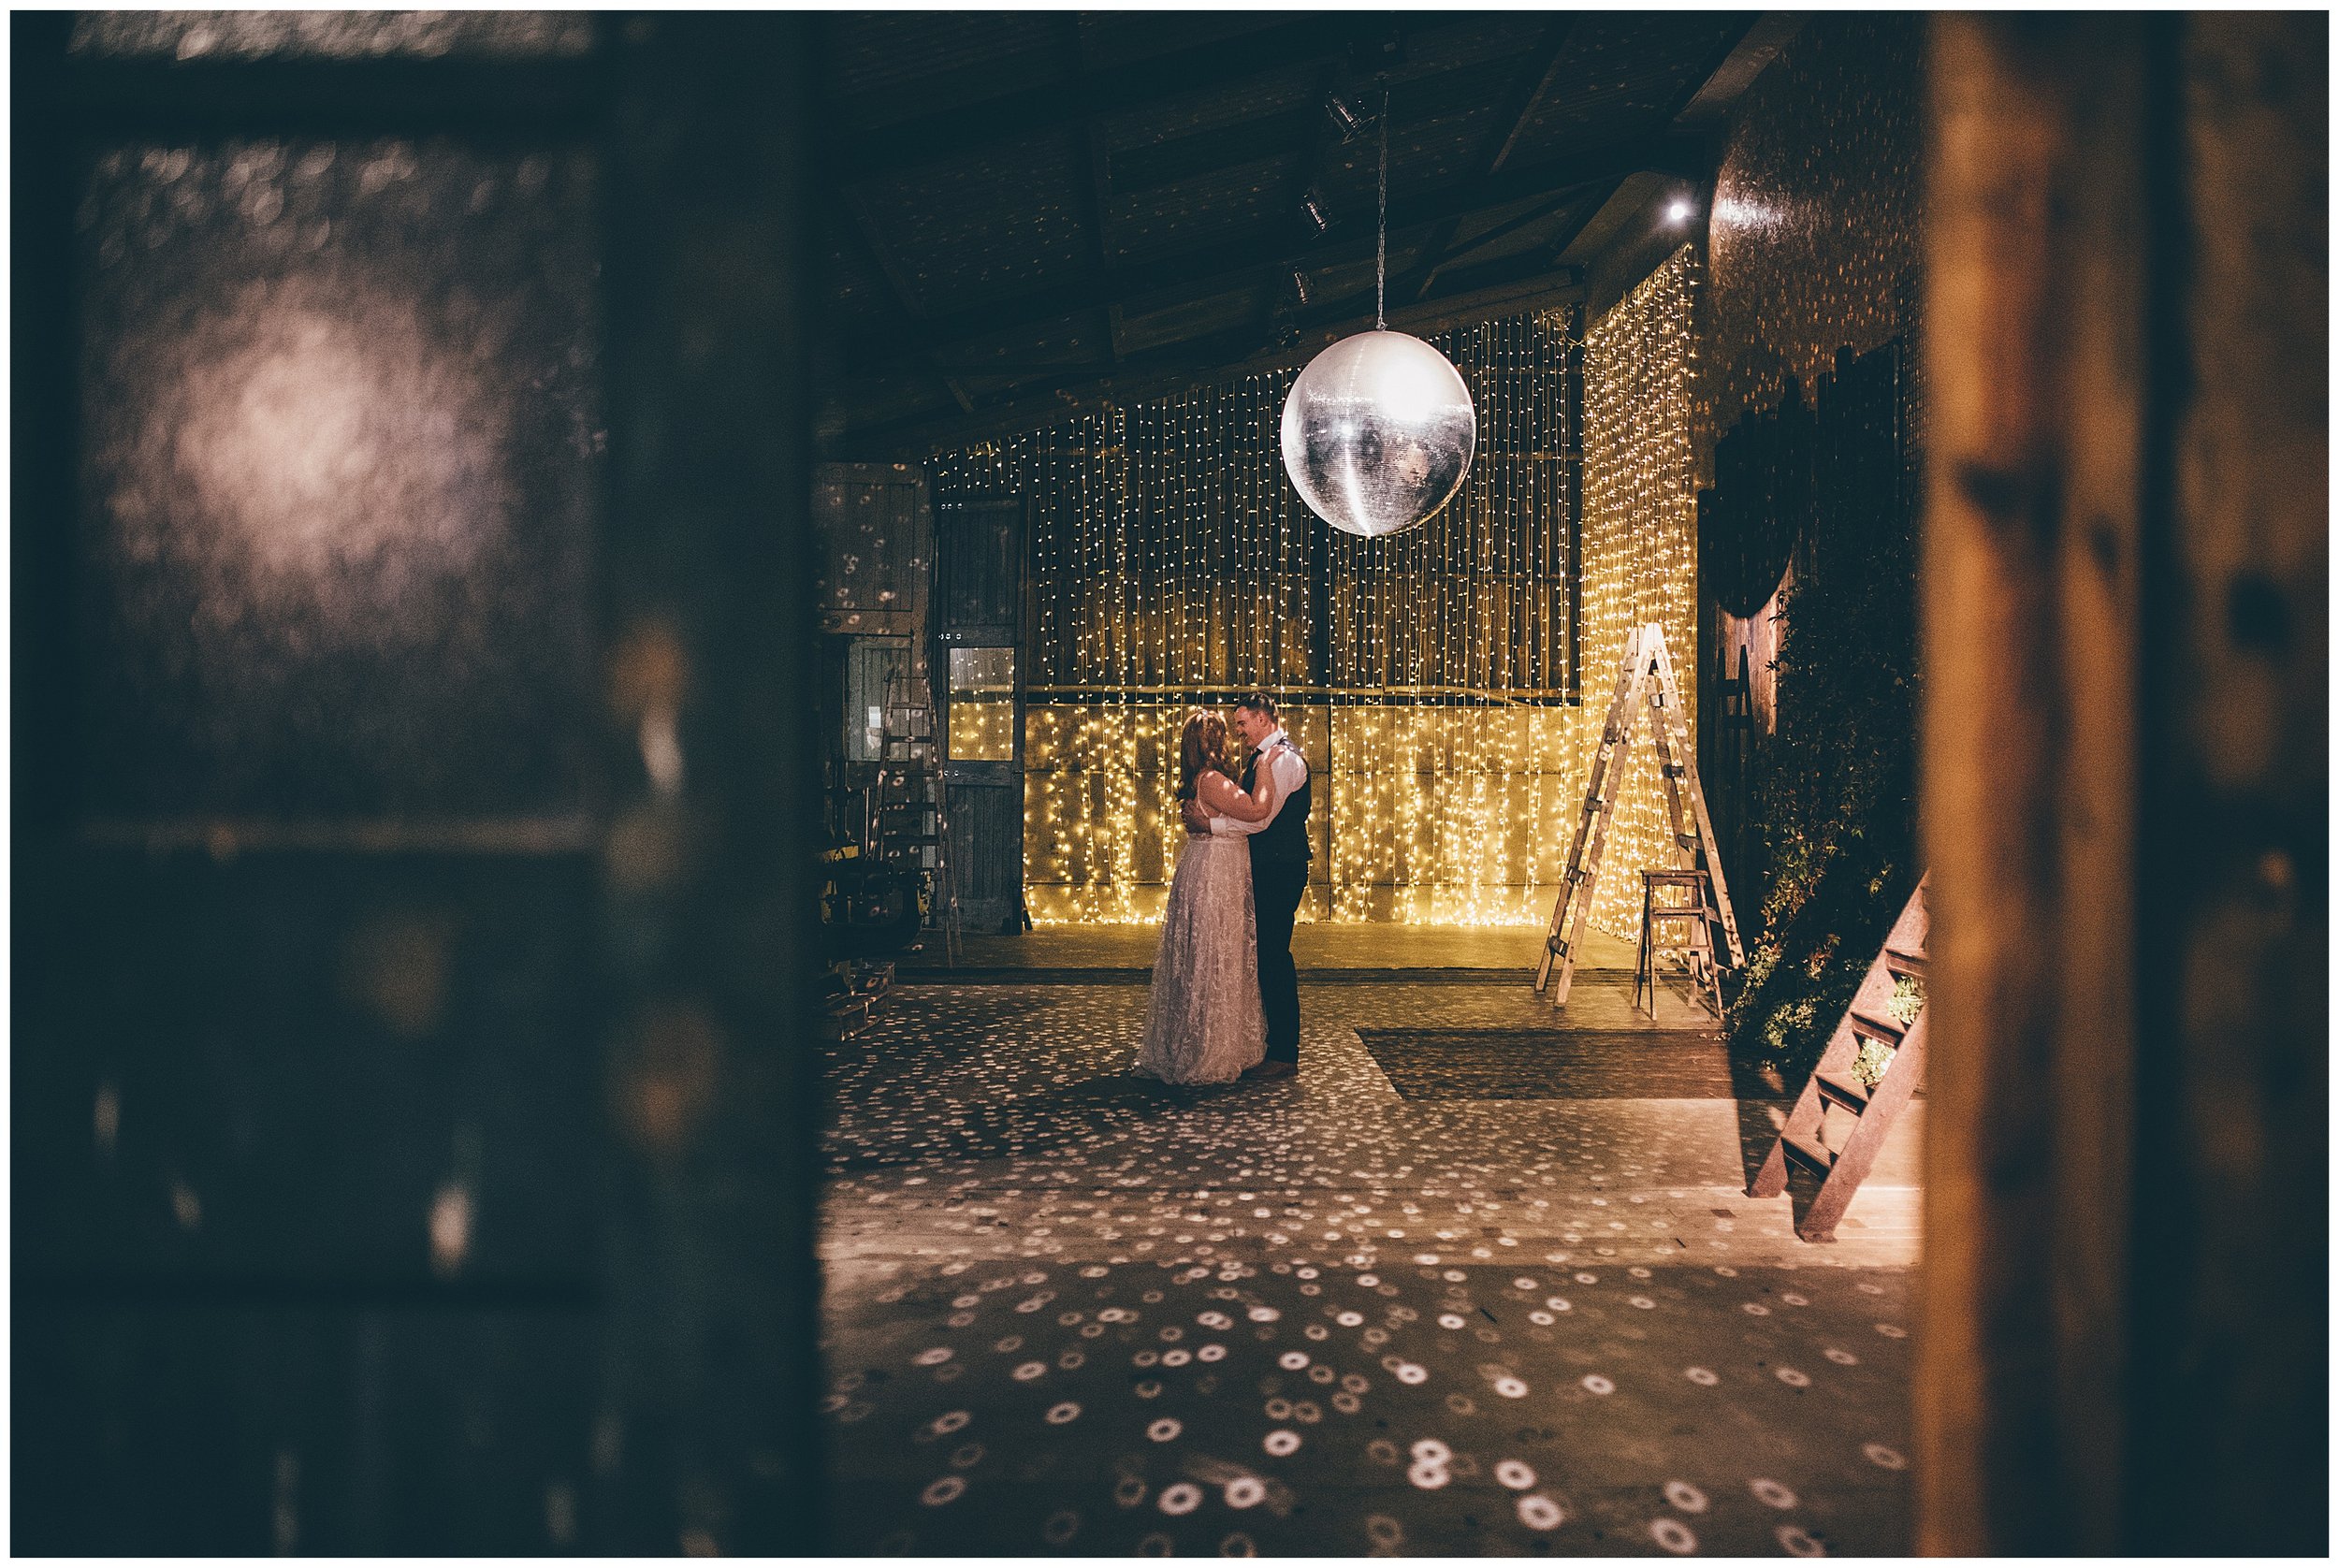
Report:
1696,11,1925,748
1684,14,1931,1069
947,289,1702,932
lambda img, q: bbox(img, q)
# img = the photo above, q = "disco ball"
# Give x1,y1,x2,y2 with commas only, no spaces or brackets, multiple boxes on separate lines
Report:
1279,329,1476,538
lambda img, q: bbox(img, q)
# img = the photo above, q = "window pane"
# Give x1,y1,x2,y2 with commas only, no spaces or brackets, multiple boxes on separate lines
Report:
947,646,1015,762
79,140,602,818
844,640,912,764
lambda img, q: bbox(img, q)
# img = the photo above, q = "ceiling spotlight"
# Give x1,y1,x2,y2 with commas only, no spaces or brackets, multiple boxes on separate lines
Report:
1667,197,1696,225
1300,190,1331,234
1324,94,1370,143
1290,268,1313,307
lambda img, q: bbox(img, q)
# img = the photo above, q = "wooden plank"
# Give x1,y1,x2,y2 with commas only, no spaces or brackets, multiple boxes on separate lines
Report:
1536,627,1644,991
821,16,1367,183
847,131,1697,380
1645,622,1744,965
1917,17,2155,1554
1537,625,1649,1000
2127,12,2327,1553
1798,1008,1926,1241
1750,876,1927,1212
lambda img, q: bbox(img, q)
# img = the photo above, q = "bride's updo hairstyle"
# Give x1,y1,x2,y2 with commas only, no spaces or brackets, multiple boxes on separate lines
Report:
1176,708,1238,801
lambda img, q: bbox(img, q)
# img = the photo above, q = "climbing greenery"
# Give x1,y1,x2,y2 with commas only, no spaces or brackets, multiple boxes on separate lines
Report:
1724,357,1924,1078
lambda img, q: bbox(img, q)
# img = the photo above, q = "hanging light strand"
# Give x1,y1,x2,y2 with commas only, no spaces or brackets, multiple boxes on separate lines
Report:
923,283,1697,928
1376,80,1389,331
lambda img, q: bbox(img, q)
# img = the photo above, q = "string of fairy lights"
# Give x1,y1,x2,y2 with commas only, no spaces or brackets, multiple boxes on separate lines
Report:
1320,310,1576,923
1579,245,1706,934
928,272,1701,929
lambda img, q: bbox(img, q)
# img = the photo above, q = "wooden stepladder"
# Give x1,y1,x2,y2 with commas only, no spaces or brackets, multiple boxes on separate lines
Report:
1534,622,1744,1004
875,668,963,965
1748,875,1929,1241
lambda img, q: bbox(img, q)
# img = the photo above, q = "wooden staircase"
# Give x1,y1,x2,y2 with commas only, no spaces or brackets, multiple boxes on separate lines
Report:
1748,874,1929,1241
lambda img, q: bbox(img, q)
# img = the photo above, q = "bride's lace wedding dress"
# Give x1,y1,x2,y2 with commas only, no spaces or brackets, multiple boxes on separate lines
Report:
1135,819,1264,1084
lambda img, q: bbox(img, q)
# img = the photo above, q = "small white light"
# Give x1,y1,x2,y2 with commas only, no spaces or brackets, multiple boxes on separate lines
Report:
1668,198,1695,225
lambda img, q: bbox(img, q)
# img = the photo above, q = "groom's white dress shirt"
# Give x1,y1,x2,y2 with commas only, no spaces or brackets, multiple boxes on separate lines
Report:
1208,726,1307,836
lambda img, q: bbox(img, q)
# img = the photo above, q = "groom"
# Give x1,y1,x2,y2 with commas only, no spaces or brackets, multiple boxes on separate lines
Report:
1182,693,1310,1080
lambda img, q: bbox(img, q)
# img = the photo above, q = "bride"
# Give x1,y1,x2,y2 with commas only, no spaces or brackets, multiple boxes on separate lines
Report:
1134,708,1279,1084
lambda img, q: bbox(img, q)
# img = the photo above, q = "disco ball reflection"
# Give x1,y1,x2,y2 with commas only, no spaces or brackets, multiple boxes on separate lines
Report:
1279,329,1476,538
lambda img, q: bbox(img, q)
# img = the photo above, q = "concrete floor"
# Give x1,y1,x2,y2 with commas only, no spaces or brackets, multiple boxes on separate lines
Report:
821,942,1919,1557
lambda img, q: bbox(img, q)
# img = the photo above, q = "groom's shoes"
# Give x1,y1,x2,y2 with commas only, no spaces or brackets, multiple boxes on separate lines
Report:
1242,1059,1298,1081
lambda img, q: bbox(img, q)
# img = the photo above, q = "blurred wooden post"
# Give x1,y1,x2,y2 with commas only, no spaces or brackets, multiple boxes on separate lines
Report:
1920,13,2325,1555
2128,13,2328,1554
595,14,827,1553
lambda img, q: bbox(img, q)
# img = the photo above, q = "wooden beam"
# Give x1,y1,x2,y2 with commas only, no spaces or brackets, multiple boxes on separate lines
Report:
1918,13,2329,1553
1264,59,1358,343
1055,17,1121,370
1918,14,2151,1555
1109,105,1318,197
835,189,975,414
2126,12,2326,1555
1407,19,1577,304
1409,14,1765,305
855,262,1584,458
1672,12,1805,125
851,130,1710,372
1486,22,1579,175
1398,190,1580,311
1104,48,1568,200
821,13,1449,184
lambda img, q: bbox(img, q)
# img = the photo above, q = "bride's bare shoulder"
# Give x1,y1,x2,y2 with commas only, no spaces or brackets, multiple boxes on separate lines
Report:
1194,769,1237,806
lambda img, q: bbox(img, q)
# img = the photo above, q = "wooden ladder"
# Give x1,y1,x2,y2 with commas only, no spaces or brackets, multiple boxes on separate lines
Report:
876,672,963,966
1748,874,1929,1241
1534,622,1744,1005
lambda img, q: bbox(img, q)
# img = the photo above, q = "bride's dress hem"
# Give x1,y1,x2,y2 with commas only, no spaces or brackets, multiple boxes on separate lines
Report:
1134,832,1265,1086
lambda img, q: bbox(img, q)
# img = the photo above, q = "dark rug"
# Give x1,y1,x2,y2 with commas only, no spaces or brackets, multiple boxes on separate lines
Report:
1357,1028,1787,1101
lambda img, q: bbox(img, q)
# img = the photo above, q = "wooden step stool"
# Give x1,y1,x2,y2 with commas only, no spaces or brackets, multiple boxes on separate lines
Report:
1636,868,1722,1017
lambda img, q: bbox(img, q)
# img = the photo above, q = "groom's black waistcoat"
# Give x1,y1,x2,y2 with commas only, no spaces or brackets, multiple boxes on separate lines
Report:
1242,744,1312,864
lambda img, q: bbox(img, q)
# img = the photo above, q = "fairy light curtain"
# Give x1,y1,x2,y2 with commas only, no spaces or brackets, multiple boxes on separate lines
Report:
1579,244,1705,935
1322,311,1578,923
932,296,1707,928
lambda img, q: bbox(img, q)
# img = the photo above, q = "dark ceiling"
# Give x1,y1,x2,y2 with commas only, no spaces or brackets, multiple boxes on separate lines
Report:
815,11,1783,457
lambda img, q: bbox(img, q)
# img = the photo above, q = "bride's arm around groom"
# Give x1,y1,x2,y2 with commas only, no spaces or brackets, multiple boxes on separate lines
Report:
1191,766,1281,831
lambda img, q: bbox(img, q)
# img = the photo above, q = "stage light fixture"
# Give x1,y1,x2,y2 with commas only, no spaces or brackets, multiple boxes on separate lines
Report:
1300,190,1331,234
1324,94,1370,143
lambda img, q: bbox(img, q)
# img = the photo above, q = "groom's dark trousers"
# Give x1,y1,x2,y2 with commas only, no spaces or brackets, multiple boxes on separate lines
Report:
1252,862,1307,1064
1242,739,1313,1065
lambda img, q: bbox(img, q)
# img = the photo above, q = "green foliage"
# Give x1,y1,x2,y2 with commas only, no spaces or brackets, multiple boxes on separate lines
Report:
1851,1035,1898,1092
1886,971,1925,1028
1723,371,1923,1080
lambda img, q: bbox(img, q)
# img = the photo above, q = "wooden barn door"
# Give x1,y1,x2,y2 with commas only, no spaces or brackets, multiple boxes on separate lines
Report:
11,16,827,1553
935,498,1026,932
